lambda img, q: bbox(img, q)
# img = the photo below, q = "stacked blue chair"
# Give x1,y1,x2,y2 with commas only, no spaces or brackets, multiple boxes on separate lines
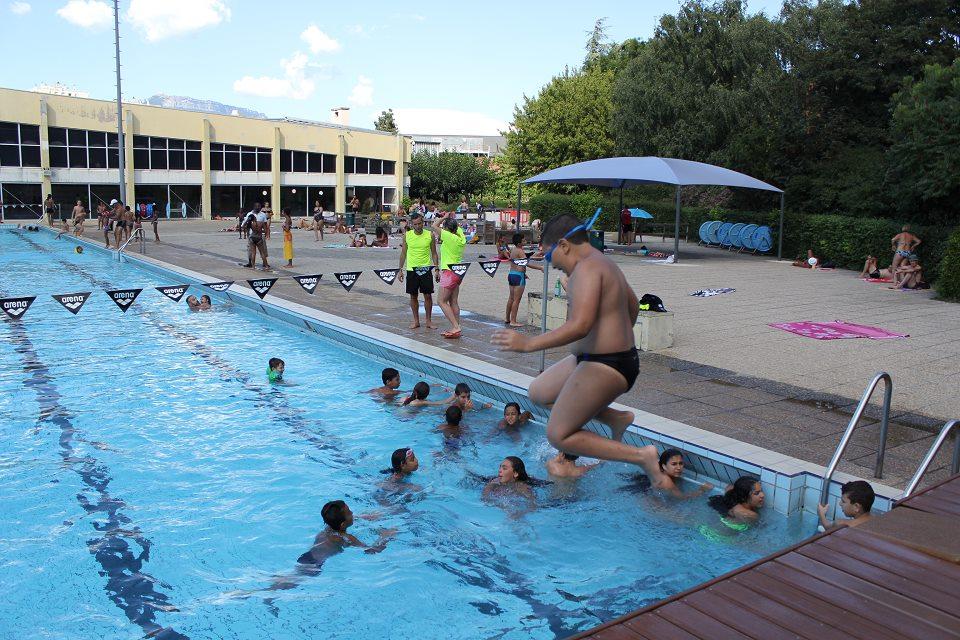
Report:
695,221,773,254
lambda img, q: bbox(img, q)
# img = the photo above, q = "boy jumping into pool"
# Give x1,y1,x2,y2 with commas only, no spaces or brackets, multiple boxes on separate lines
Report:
492,212,663,475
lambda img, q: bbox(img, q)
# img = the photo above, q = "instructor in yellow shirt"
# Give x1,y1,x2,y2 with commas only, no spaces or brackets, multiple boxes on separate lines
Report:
433,212,467,338
398,212,440,329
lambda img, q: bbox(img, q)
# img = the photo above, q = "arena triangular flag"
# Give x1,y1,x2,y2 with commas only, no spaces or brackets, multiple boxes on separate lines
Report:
52,291,91,315
156,285,189,302
247,278,278,299
204,281,233,292
413,265,434,277
479,260,501,277
374,269,399,285
293,274,322,295
511,258,529,267
106,289,142,313
335,271,361,292
449,263,470,278
0,296,36,320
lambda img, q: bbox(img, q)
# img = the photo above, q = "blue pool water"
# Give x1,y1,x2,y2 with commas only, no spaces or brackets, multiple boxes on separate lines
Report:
0,229,810,639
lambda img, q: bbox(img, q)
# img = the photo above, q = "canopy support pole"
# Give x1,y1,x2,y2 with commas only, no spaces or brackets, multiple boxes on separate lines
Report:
540,262,549,373
777,192,785,260
618,183,624,242
674,185,681,262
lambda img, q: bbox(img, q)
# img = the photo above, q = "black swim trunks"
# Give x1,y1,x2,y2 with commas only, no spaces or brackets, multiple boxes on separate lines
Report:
576,348,640,390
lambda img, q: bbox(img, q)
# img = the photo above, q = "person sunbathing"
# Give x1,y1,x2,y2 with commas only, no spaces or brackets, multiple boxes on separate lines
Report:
350,232,368,248
371,226,389,247
860,255,892,279
792,249,818,269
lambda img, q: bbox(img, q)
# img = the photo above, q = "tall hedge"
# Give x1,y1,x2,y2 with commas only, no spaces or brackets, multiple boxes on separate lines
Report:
936,227,960,300
528,192,951,283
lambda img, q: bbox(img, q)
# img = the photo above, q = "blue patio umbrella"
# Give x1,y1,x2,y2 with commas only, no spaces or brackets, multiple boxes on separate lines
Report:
629,208,653,219
524,157,783,261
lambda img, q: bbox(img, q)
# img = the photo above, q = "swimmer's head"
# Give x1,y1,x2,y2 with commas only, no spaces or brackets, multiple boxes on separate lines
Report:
840,480,875,516
445,405,463,427
321,500,353,531
732,477,764,509
199,294,211,305
454,383,471,407
381,367,400,388
502,402,521,426
186,295,200,308
268,357,285,374
498,456,529,484
390,447,419,474
402,381,430,405
658,448,684,479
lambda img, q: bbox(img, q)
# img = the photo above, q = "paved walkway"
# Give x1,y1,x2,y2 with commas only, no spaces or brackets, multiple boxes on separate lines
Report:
89,220,959,488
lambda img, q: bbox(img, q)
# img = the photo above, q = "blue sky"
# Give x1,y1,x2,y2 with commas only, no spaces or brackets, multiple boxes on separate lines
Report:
2,0,785,134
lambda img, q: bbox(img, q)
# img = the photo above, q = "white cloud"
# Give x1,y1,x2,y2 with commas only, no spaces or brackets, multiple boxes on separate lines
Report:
233,51,315,100
127,0,229,42
346,24,364,35
348,76,374,107
392,108,508,136
300,24,340,53
10,2,31,15
56,0,111,29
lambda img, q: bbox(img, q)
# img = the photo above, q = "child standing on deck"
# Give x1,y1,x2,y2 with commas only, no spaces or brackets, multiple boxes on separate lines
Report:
492,213,667,476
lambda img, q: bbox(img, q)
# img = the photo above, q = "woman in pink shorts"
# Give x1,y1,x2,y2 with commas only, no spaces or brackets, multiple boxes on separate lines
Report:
433,215,467,339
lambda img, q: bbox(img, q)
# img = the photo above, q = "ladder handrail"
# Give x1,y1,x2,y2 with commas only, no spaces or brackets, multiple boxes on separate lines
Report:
900,420,960,499
819,372,893,505
117,226,145,260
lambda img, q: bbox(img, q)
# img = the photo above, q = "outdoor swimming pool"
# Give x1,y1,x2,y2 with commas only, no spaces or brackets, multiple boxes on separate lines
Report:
0,229,812,639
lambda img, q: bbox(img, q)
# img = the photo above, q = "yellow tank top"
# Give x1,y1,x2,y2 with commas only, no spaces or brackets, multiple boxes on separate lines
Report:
405,229,433,269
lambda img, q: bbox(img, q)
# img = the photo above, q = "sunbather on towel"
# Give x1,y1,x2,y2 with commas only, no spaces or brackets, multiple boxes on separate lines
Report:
860,255,892,280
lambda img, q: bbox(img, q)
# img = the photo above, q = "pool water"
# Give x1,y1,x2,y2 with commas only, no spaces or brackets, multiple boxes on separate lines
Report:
0,229,810,639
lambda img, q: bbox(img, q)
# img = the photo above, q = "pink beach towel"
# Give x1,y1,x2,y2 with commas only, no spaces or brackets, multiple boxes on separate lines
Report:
770,320,908,340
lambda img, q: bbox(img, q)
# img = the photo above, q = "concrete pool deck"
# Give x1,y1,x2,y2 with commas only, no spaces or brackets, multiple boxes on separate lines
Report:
69,219,959,489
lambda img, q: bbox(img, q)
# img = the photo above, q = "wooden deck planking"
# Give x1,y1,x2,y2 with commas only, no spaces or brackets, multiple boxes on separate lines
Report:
572,474,960,640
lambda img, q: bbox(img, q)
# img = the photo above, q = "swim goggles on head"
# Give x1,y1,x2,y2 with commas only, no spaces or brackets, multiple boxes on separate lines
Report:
544,208,602,263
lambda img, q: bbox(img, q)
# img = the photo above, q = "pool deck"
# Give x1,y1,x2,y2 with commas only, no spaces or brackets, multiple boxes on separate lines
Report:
571,473,960,640
70,220,957,491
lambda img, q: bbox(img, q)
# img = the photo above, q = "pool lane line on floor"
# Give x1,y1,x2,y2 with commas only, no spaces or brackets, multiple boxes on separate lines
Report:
1,294,188,637
18,232,610,632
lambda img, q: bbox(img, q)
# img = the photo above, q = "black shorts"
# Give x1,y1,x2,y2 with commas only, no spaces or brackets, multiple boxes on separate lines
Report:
621,223,633,232
577,348,640,390
406,269,434,295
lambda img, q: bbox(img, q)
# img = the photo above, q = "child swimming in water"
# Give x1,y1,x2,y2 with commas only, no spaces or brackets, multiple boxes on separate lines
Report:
400,381,447,407
818,480,874,531
267,357,285,383
545,451,598,479
369,368,403,398
708,476,765,524
655,449,714,499
382,447,419,480
498,402,533,429
483,456,535,505
444,383,492,411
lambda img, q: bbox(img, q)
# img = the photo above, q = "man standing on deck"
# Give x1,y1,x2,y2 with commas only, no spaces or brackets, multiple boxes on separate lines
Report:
397,212,440,329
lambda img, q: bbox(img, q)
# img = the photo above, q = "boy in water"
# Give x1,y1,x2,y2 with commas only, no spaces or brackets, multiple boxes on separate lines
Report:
818,480,874,530
438,405,464,436
546,451,599,479
267,357,285,383
444,382,492,411
369,368,403,397
493,213,662,473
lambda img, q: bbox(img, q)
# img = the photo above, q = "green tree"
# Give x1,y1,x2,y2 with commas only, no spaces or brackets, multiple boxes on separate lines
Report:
501,68,614,179
887,60,960,226
409,152,493,203
374,108,398,133
584,18,612,69
611,0,786,187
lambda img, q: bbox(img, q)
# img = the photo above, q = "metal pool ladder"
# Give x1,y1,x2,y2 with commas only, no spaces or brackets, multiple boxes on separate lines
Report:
116,226,145,262
900,419,960,499
818,372,893,505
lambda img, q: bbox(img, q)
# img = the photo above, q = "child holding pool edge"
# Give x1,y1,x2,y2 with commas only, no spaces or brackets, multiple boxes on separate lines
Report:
656,449,714,499
493,212,666,475
818,480,874,530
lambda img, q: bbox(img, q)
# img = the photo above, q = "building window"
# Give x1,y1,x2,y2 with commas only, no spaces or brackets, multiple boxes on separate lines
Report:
382,160,395,175
323,154,336,172
280,150,292,172
344,156,356,173
307,152,323,173
257,150,271,172
241,147,256,171
279,149,337,174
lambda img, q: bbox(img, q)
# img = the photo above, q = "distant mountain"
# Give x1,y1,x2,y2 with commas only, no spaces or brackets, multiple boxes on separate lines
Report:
146,94,265,119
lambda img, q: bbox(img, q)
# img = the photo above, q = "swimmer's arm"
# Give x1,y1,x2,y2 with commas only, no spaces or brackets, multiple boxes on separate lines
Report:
364,528,397,554
519,411,533,424
816,503,840,530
